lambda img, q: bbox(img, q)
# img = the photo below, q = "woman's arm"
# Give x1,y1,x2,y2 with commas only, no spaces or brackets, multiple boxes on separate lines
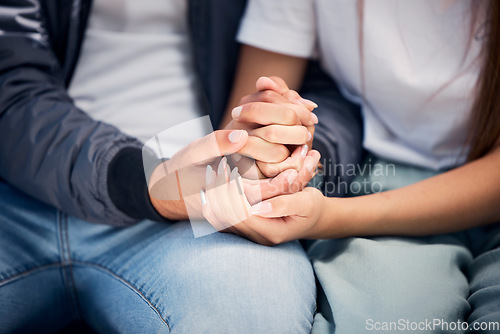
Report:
320,146,500,238
222,45,309,127
245,145,500,244
225,46,364,194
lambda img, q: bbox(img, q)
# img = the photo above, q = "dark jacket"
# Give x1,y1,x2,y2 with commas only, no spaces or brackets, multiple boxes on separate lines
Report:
0,0,363,226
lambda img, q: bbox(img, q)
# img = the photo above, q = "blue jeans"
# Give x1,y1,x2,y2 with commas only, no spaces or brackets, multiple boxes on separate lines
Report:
309,156,500,334
0,181,316,333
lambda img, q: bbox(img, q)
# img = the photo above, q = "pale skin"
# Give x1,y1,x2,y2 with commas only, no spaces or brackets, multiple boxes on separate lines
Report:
149,71,321,244
208,45,500,245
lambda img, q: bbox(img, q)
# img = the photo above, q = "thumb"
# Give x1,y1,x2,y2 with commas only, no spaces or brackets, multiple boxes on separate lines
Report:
167,130,248,172
256,76,318,113
256,76,290,95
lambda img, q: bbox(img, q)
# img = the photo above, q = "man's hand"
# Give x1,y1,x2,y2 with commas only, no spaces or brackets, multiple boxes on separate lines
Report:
147,127,315,222
148,129,249,220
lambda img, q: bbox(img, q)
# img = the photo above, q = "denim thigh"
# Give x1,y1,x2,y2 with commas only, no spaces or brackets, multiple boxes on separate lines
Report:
466,223,500,333
0,179,316,333
0,181,78,333
309,156,474,334
309,235,472,334
67,218,316,333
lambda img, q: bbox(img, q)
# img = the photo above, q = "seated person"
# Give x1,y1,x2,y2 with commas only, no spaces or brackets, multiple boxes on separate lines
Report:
0,0,361,332
206,0,500,333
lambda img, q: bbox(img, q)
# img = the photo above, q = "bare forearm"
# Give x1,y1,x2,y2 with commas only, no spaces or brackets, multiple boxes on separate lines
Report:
318,148,500,238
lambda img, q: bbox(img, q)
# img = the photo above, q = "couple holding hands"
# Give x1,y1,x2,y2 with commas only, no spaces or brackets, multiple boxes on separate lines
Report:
149,76,323,246
149,0,500,332
1,0,500,333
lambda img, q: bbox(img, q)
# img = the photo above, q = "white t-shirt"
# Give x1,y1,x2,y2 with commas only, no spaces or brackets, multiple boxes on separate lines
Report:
238,0,484,170
69,0,205,145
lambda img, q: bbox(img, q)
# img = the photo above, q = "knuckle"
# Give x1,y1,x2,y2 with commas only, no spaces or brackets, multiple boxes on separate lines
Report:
239,95,251,105
258,90,279,103
212,130,223,144
288,182,301,194
269,230,288,245
304,194,315,209
285,90,301,102
268,235,282,246
265,164,281,177
245,102,258,117
263,125,279,142
256,161,273,177
273,145,289,162
285,109,299,124
304,188,321,209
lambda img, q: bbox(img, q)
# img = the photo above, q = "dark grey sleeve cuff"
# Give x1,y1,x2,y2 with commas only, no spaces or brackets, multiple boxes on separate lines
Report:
106,146,168,224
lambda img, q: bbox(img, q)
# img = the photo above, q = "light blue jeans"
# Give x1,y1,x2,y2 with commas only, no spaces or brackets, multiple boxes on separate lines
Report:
309,156,500,334
0,180,316,333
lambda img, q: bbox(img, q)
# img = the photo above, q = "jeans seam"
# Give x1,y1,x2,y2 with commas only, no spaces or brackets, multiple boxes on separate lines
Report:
63,212,82,317
0,263,62,287
57,211,82,320
71,261,171,332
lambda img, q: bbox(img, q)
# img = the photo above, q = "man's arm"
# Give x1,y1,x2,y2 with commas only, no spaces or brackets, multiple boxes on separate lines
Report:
0,1,163,225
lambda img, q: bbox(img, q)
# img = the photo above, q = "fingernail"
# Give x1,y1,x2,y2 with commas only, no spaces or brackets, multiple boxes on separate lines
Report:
200,190,207,206
307,132,312,142
235,175,244,195
232,106,243,119
230,167,239,182
301,145,308,158
311,113,319,124
228,130,244,143
206,165,214,185
305,158,315,173
232,153,242,162
298,98,318,108
287,172,298,185
217,157,227,176
251,202,273,215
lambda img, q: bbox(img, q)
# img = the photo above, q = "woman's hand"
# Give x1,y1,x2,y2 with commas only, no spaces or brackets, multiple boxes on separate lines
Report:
224,76,318,178
201,149,322,245
247,187,326,244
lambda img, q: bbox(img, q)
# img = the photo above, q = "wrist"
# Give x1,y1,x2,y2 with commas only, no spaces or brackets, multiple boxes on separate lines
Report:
313,196,360,239
335,194,387,237
149,196,188,220
148,164,189,220
305,191,336,239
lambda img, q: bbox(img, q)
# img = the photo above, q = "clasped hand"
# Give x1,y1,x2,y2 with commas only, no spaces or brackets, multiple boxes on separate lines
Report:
149,77,324,245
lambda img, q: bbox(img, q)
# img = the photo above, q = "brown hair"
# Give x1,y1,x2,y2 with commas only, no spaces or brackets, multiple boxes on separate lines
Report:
467,0,500,161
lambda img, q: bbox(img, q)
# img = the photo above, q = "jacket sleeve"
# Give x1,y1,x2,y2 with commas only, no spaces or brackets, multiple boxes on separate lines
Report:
299,61,364,197
0,1,164,225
